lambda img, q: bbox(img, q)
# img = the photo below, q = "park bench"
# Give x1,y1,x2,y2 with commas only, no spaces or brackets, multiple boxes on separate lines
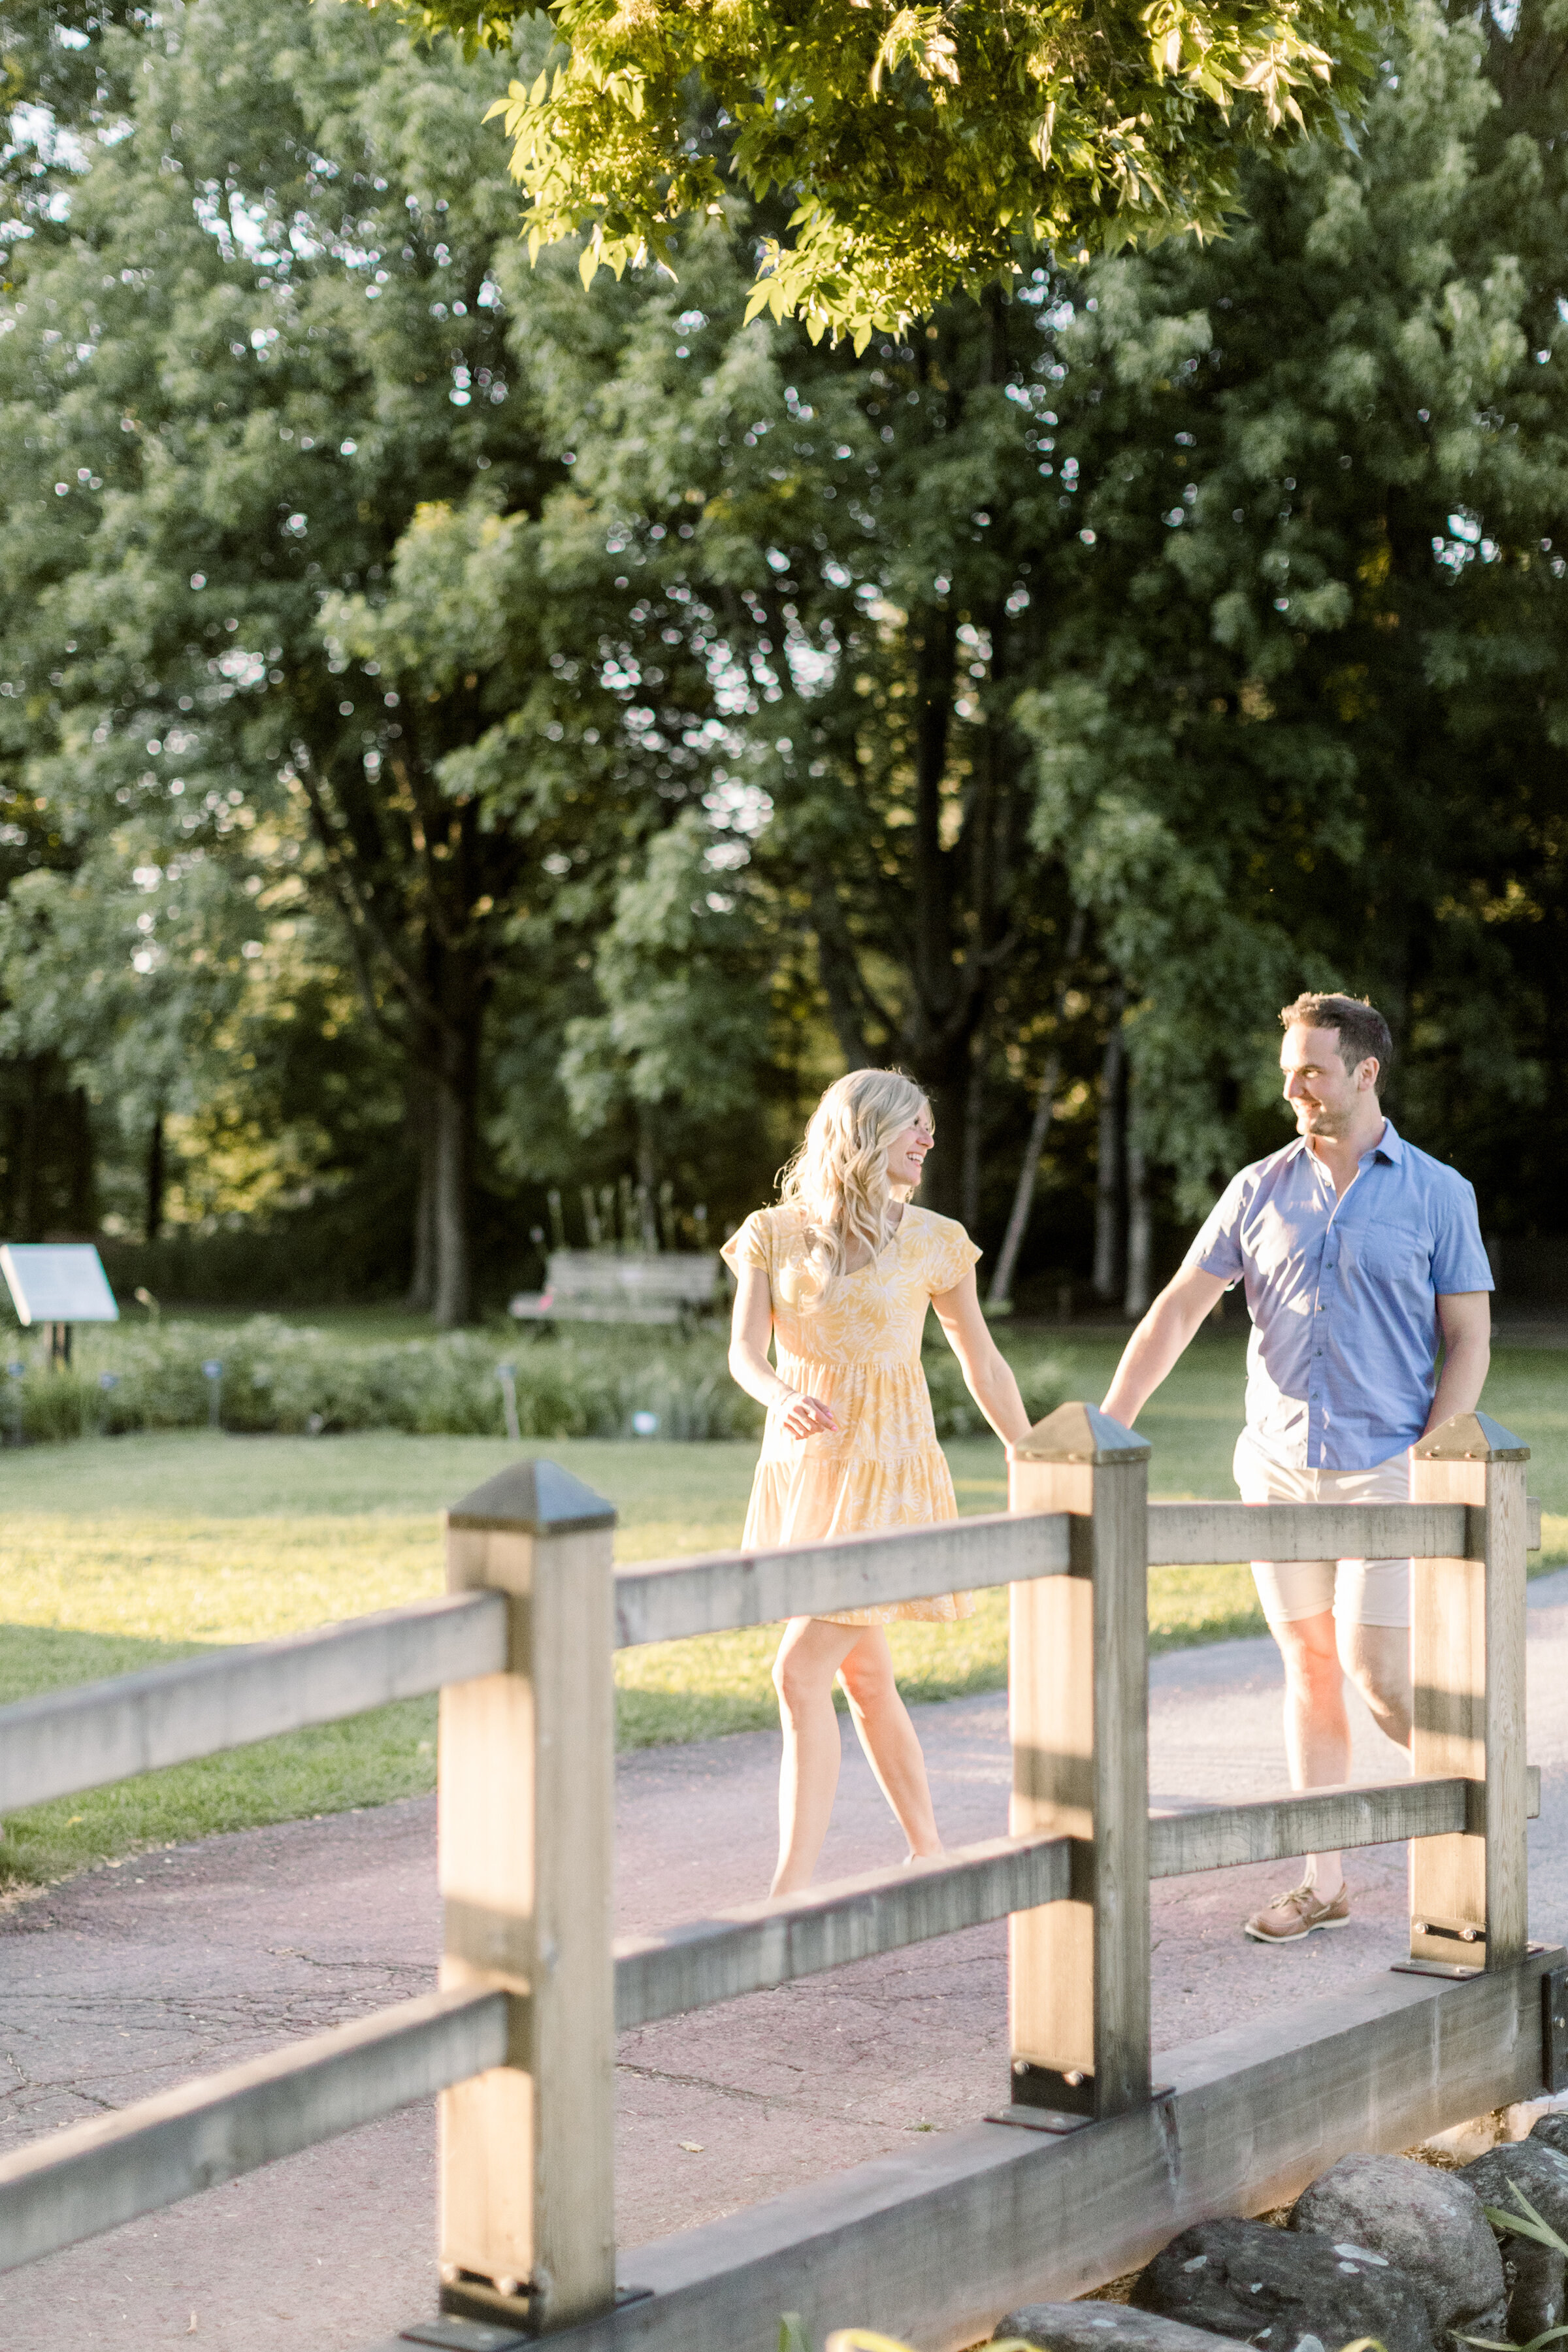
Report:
0,1407,1559,2351
508,1249,721,1326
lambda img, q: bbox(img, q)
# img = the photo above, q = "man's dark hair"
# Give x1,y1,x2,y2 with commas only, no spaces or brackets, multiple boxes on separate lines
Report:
1279,992,1393,1086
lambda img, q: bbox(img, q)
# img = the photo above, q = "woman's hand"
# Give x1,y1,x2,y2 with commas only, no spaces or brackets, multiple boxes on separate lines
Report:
777,1390,838,1440
728,1264,838,1437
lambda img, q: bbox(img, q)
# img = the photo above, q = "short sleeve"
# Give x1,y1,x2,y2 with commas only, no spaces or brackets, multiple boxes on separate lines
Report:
720,1210,772,1277
925,1217,982,1296
1181,1171,1248,1286
1429,1177,1494,1295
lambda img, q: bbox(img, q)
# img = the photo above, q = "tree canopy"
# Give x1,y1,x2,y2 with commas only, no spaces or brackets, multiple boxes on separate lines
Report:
2,0,1566,1325
367,0,1373,344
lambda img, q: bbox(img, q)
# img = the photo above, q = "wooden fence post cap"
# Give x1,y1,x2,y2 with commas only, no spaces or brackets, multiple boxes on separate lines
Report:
1413,1410,1529,1465
446,1458,617,1534
1012,1399,1151,1465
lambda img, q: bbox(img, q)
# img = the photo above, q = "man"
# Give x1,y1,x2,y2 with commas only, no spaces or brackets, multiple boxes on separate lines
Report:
1100,992,1492,1943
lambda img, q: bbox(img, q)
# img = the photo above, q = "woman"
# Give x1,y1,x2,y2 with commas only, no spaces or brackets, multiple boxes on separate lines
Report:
722,1068,1034,1897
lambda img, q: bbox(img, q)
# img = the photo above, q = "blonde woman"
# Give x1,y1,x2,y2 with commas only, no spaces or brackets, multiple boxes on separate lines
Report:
722,1068,1034,1897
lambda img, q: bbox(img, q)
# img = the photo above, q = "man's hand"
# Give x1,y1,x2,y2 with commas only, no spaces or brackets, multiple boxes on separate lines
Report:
1101,1265,1230,1428
1422,1292,1491,1436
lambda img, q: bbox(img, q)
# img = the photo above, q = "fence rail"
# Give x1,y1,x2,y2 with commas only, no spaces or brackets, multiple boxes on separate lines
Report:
0,1590,506,1815
1,1498,1543,1820
0,1416,1554,2349
612,1509,1070,1645
5,1761,1546,2277
0,1985,506,2274
1147,1495,1542,1567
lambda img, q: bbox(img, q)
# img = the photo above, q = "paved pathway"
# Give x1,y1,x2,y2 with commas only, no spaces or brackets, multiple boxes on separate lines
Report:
3,1570,1567,2351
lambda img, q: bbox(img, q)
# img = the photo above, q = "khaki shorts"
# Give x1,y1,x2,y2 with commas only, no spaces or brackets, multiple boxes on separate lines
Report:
1233,1430,1413,1629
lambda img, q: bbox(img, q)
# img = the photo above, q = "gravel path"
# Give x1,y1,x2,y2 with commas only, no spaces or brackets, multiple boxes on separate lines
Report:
3,1567,1566,2352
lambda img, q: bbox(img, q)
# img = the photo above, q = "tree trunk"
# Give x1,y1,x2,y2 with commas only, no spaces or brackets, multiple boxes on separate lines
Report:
988,908,1087,1309
810,880,875,1070
429,1048,474,1329
1093,1003,1126,1304
145,1114,165,1244
1123,1128,1152,1319
923,1068,970,1218
907,601,968,1220
988,1047,1062,1309
960,1043,985,1233
64,1085,97,1235
405,1075,438,1316
14,1060,41,1241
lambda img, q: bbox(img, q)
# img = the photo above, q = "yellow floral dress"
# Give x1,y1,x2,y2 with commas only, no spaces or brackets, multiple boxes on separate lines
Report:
720,1202,981,1625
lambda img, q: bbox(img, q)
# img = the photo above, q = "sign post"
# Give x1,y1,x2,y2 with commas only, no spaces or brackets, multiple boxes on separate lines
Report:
0,1245,120,1369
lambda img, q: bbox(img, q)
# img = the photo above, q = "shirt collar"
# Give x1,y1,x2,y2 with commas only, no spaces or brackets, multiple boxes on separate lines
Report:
1290,1115,1403,1177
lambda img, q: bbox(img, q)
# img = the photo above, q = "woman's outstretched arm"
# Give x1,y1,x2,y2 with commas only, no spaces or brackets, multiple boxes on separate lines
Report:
728,1262,839,1438
929,1268,1034,1449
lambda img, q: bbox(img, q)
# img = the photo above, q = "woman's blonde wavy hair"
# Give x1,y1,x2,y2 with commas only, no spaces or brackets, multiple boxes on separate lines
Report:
776,1068,931,1308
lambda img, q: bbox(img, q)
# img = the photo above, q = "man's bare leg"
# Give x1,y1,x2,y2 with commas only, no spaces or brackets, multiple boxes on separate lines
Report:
1337,1620,1413,1754
1271,1608,1350,1891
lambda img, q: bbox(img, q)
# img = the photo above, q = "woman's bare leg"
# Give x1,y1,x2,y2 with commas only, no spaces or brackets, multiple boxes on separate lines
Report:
771,1617,866,1896
837,1627,943,1866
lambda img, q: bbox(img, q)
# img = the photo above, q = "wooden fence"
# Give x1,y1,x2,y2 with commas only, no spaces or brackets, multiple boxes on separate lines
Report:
0,1405,1560,2352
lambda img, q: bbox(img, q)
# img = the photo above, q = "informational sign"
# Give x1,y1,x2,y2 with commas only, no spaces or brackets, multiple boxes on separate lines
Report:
0,1244,120,1326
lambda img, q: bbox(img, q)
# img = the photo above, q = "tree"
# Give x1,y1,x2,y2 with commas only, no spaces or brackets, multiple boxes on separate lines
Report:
368,0,1373,344
10,0,1566,1321
0,0,747,1318
532,240,1100,1222
1017,0,1568,1230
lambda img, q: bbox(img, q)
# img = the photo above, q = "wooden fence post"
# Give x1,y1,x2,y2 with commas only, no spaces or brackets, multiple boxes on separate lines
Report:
436,1460,618,2333
1005,1401,1152,2121
1409,1411,1530,1974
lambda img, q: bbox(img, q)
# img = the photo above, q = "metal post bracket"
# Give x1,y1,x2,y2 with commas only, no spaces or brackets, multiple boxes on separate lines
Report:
1544,1966,1568,2094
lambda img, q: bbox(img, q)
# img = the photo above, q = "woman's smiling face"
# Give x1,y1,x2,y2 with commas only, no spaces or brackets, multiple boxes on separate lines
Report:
885,1111,934,1193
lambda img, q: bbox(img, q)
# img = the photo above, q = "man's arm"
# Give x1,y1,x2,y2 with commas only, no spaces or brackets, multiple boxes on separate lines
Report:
1101,1264,1230,1428
1423,1291,1491,1435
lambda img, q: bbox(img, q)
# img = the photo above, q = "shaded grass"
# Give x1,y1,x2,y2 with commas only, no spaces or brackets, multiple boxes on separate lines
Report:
0,1623,436,1891
3,1335,1564,1889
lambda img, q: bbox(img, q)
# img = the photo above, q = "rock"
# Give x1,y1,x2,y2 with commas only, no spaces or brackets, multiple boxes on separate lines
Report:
1131,2216,1433,2352
1464,2142,1568,2346
994,2305,1240,2352
1290,2153,1505,2330
1465,2140,1568,2247
1499,2238,1566,2344
1467,2295,1511,2343
1529,2114,1568,2165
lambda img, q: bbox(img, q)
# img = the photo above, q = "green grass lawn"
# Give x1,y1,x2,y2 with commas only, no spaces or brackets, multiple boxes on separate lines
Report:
3,1331,1564,1890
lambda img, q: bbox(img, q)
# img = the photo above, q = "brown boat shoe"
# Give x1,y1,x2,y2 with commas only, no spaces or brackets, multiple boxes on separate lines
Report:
1243,1880,1351,1943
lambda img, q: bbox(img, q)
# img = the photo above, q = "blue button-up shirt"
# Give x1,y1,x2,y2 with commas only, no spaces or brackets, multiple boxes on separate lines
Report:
1182,1119,1492,1471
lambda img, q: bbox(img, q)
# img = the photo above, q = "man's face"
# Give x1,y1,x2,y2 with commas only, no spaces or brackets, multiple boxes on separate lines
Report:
1280,1024,1377,1140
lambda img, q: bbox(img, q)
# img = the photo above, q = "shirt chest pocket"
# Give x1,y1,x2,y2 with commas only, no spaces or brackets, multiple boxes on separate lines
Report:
1352,1222,1427,1284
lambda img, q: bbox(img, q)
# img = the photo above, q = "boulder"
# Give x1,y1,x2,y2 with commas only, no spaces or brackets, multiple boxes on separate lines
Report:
1499,2238,1566,2344
1464,2141,1568,2347
1290,2153,1505,2330
1465,2140,1568,2247
1131,2215,1433,2352
994,2306,1240,2352
1529,2114,1568,2166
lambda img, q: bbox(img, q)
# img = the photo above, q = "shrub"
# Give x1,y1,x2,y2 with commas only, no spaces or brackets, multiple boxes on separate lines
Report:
0,1318,1066,1447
